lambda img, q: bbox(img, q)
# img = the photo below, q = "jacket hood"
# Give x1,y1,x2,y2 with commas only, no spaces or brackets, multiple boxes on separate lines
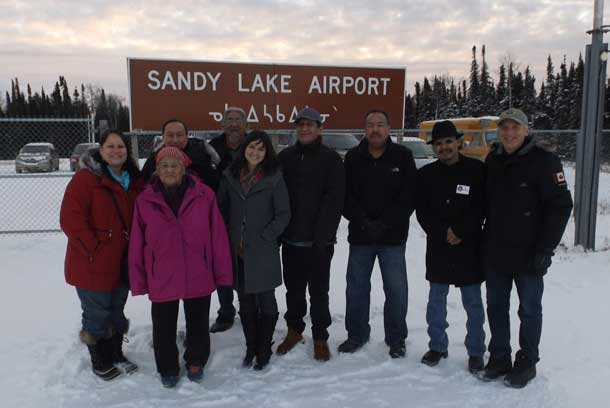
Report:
489,136,555,157
79,147,105,177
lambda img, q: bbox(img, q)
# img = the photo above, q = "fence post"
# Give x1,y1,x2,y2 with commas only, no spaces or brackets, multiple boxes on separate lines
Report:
575,1,607,250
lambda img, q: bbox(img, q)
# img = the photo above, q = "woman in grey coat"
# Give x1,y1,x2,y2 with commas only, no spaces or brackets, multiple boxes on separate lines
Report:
217,130,291,370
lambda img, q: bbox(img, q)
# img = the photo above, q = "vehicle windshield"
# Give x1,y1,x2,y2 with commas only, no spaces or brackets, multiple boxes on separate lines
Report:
404,141,435,158
322,134,360,150
20,145,50,154
73,144,96,154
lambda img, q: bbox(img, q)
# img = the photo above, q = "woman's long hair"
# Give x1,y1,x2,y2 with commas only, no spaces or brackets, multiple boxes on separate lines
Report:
229,130,278,179
95,129,141,178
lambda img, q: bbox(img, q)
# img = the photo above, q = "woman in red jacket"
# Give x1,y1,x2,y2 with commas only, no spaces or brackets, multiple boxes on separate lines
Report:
60,129,142,381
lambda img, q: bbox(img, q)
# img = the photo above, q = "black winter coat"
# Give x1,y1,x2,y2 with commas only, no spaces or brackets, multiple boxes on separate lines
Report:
343,138,417,245
209,133,240,174
416,155,485,286
277,138,345,246
483,137,573,275
142,138,220,190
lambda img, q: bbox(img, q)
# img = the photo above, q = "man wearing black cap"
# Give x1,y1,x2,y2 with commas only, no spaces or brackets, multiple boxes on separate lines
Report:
415,120,486,372
479,108,573,388
275,107,345,361
339,109,417,359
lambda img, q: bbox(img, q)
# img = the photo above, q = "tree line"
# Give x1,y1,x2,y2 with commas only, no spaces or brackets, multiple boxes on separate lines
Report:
0,77,130,131
2,45,610,132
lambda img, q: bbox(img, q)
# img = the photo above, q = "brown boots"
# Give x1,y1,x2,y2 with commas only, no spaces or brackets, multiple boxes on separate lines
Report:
276,327,304,355
276,327,331,361
313,340,331,361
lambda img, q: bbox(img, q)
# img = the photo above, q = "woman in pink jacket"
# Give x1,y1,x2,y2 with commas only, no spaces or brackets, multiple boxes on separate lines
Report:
128,146,232,388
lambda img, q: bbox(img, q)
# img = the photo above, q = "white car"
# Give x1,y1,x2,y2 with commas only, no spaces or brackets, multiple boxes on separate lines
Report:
392,136,436,169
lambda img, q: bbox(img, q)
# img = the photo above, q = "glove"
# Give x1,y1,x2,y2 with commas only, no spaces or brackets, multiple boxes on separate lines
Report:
362,218,388,242
529,252,553,276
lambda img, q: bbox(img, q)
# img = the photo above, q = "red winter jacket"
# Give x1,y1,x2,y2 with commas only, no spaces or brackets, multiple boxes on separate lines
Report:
60,149,143,291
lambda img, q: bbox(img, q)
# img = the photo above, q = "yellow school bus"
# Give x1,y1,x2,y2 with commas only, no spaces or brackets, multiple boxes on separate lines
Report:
418,116,499,161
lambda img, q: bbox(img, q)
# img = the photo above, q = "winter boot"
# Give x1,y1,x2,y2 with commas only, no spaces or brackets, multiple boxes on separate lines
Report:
337,337,368,354
81,330,121,381
468,356,485,374
239,312,258,368
276,327,304,355
254,313,278,370
503,351,537,388
477,355,512,382
186,364,204,383
313,340,331,362
389,341,406,359
111,333,138,374
421,350,448,366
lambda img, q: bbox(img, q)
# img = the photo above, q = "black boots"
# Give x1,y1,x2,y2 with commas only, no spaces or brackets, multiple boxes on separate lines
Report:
110,333,138,374
81,331,121,381
253,314,278,371
504,351,537,388
240,313,277,370
421,350,448,366
478,355,513,382
239,312,258,368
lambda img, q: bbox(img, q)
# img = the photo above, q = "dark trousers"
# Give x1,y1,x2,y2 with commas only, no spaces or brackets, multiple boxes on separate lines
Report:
281,244,334,341
236,258,278,316
215,286,236,322
345,244,408,346
76,286,129,339
151,296,211,377
486,271,544,363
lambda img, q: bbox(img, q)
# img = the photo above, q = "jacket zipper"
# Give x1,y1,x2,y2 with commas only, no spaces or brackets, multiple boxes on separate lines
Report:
77,237,94,262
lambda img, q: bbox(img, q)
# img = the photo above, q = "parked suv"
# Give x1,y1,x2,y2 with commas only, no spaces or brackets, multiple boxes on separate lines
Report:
70,143,98,171
15,143,60,173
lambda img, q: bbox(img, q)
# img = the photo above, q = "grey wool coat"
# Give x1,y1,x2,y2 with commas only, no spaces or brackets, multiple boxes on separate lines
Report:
216,168,291,294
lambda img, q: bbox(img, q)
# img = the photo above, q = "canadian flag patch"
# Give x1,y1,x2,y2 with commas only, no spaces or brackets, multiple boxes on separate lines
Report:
554,172,566,185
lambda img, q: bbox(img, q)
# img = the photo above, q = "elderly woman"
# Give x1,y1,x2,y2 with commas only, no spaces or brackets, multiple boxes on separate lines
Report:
217,131,290,370
60,129,142,381
129,146,232,388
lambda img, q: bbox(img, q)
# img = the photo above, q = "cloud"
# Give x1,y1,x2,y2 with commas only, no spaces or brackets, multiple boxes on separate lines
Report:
0,0,606,104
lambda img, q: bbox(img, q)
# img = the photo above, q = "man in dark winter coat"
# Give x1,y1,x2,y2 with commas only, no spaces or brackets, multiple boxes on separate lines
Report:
141,119,220,190
416,120,486,372
479,108,573,388
275,107,345,362
339,109,417,359
208,107,248,333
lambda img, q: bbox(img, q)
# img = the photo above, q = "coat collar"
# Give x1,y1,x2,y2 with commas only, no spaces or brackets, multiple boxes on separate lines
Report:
140,173,206,216
222,168,279,198
356,136,396,159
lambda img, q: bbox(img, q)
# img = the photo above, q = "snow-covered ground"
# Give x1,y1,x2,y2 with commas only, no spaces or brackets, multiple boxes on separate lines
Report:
1,214,609,407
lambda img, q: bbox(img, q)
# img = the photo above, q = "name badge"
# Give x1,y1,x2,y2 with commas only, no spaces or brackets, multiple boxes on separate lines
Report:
456,185,470,195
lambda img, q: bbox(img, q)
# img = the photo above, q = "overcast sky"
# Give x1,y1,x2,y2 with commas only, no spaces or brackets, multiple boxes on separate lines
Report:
1,0,607,103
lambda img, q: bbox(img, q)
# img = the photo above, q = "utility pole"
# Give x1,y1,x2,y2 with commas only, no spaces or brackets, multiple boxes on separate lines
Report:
575,0,608,249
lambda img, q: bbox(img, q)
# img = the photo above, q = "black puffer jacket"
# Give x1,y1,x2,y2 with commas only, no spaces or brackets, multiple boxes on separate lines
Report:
416,155,485,286
343,138,417,245
278,138,345,246
483,137,573,275
141,138,220,190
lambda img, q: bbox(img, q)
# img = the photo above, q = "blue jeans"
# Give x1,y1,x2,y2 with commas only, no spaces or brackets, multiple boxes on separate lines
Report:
486,271,544,362
345,244,408,346
76,286,129,339
426,283,486,357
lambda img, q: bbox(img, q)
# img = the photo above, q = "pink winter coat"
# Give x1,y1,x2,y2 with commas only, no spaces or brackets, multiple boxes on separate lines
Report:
128,175,233,302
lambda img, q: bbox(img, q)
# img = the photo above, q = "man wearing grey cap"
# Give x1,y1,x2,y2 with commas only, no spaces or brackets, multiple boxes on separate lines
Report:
275,107,345,361
479,108,573,388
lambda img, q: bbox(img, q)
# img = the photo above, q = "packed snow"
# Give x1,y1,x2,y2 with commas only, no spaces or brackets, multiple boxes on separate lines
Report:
1,211,609,407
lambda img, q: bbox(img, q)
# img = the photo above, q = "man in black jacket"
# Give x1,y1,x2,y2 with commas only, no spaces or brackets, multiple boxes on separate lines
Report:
339,109,417,358
479,108,573,388
208,107,248,333
141,119,220,190
275,107,345,362
416,121,486,372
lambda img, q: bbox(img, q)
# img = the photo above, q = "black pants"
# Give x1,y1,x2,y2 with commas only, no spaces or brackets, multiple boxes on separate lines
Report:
151,296,211,377
236,258,278,315
281,244,334,340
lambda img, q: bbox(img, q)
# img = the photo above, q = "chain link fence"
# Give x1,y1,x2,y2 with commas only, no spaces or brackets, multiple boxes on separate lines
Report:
0,117,93,233
1,119,608,243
